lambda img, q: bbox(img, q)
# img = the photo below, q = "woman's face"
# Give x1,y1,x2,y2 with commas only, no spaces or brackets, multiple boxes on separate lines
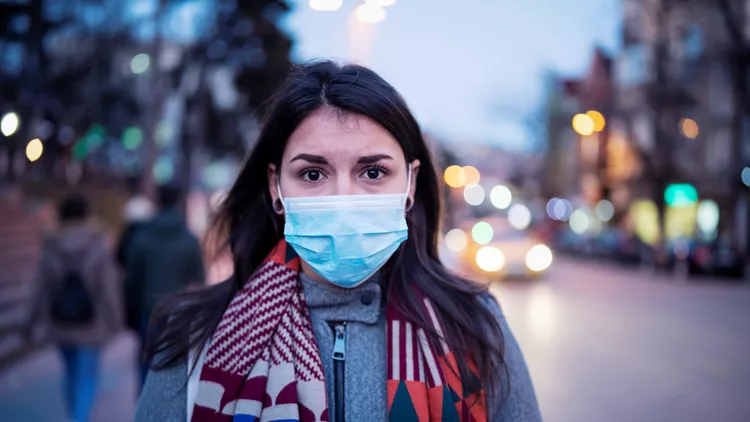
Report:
268,108,420,203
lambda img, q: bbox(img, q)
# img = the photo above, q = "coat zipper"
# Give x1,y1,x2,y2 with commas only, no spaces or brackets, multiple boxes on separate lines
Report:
331,322,347,422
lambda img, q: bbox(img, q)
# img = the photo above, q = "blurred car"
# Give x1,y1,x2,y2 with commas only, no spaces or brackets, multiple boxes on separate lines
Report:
458,217,553,280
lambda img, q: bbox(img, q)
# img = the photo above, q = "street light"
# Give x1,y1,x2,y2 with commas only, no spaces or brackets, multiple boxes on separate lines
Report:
1,112,20,137
309,0,343,11
572,113,595,136
26,138,43,162
355,3,386,23
444,165,466,188
679,118,699,139
489,185,512,209
586,110,606,132
462,165,481,185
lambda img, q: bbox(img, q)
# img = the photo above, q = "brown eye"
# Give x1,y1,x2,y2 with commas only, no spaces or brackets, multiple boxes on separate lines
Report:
365,169,381,179
305,170,322,181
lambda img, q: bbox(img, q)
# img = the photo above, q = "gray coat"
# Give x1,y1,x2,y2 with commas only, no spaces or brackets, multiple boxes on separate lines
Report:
135,273,543,422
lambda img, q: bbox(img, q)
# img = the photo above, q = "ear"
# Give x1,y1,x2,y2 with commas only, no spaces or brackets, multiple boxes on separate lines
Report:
407,159,421,210
267,163,284,215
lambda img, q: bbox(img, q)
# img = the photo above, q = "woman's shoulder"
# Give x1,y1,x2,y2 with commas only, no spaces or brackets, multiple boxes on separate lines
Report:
476,291,504,321
135,355,189,422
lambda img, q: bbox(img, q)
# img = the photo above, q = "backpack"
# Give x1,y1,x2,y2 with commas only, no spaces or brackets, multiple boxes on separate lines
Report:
50,248,95,325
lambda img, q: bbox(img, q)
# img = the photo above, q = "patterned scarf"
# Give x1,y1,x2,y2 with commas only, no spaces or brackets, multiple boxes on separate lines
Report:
191,240,486,422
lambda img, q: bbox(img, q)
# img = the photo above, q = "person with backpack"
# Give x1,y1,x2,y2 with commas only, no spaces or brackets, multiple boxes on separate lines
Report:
27,193,123,422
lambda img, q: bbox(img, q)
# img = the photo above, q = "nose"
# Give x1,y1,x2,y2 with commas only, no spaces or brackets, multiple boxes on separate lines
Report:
334,176,355,196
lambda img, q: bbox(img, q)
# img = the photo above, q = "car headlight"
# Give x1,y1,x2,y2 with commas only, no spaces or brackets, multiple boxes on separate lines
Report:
525,244,553,272
476,246,506,272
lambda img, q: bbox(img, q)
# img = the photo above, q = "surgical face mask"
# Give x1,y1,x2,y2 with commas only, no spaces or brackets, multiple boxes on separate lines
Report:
278,168,411,288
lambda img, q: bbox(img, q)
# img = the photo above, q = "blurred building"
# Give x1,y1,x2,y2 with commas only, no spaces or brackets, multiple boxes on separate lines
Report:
541,75,581,201
544,0,750,256
615,0,750,251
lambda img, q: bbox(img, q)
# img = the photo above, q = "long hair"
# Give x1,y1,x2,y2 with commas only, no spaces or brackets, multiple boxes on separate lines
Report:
146,61,508,404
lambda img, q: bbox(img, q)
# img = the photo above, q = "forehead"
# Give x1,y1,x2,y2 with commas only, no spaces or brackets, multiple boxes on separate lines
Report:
284,109,404,161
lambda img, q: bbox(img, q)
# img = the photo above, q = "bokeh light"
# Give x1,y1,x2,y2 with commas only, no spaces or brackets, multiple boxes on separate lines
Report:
595,199,615,222
508,204,532,230
569,209,590,234
444,165,466,188
476,246,505,272
153,155,175,184
355,3,386,23
546,197,573,221
741,167,750,187
490,185,512,209
572,113,595,136
586,110,606,132
471,221,494,245
309,0,343,11
1,112,20,137
445,229,468,252
365,0,396,6
679,118,699,139
123,126,144,150
130,53,150,74
697,200,720,238
463,184,485,206
665,183,698,206
526,244,553,272
461,165,481,185
25,138,43,162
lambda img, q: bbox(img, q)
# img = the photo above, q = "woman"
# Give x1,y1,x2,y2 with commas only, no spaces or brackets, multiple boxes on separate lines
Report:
136,61,541,422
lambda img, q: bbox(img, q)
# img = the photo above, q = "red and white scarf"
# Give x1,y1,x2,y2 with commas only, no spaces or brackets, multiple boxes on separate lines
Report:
190,240,486,422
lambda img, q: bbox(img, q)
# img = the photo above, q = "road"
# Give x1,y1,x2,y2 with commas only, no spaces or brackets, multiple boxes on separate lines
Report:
1,258,749,422
0,332,138,422
491,258,750,422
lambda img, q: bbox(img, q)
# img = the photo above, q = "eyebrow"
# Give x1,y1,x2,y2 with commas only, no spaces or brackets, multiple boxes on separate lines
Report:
289,153,394,164
290,153,328,164
357,154,394,164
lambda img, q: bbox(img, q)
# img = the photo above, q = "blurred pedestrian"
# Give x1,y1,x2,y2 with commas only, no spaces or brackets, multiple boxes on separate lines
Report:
136,62,541,422
27,193,123,422
124,183,205,388
116,180,155,333
116,177,155,269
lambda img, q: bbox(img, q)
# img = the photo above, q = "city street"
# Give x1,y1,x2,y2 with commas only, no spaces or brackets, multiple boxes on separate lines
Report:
0,332,138,422
1,258,749,422
493,258,750,422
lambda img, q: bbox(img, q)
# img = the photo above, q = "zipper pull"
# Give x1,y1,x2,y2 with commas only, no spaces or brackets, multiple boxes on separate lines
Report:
332,323,346,361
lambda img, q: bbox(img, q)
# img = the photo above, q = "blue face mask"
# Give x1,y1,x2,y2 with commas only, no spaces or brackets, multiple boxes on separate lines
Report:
279,169,411,288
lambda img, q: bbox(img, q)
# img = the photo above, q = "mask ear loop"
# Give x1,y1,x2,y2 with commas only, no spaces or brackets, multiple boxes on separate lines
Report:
274,179,285,214
404,165,413,211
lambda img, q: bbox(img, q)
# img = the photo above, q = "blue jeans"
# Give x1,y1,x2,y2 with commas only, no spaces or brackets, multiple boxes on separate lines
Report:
60,346,100,422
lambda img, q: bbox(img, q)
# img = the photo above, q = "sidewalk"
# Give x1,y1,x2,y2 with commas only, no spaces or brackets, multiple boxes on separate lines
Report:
0,332,139,422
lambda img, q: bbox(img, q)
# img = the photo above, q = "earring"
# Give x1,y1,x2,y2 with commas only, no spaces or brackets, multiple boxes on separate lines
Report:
273,199,284,214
